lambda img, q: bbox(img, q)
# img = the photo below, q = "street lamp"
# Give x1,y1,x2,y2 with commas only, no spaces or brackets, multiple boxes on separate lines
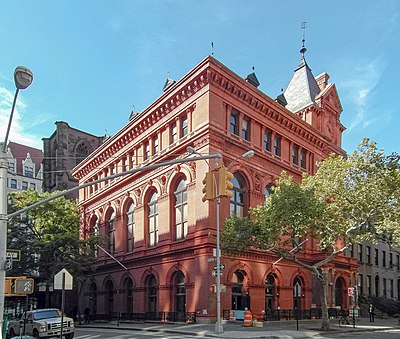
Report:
187,147,254,334
0,66,33,338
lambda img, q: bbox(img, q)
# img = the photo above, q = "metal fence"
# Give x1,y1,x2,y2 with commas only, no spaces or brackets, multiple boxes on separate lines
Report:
85,311,196,324
223,308,344,321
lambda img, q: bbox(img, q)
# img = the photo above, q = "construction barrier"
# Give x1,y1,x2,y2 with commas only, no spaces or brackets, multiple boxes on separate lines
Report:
243,309,252,327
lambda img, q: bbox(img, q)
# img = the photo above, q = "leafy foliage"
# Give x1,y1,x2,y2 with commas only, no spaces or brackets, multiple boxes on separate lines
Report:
7,190,97,285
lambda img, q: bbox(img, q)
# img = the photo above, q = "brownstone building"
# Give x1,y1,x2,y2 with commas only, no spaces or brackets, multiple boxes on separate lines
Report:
72,53,358,322
43,121,105,198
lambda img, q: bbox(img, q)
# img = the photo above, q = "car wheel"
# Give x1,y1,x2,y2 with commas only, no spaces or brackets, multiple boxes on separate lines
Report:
33,329,40,338
66,333,74,339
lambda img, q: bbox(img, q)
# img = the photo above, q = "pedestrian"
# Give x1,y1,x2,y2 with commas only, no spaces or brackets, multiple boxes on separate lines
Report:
84,307,90,324
368,304,375,322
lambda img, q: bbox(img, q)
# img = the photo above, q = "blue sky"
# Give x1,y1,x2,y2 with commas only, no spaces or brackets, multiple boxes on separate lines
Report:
0,0,399,155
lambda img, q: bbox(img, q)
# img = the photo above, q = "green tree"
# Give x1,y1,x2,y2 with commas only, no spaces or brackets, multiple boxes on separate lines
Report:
221,139,400,331
7,190,97,310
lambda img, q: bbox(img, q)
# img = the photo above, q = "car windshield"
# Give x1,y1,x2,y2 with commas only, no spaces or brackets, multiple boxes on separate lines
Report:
33,310,61,320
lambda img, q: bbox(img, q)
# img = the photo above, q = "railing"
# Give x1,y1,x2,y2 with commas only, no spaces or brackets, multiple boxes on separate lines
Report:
223,308,344,321
86,311,196,324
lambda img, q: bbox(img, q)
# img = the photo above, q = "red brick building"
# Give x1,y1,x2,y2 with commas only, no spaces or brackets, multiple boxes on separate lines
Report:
72,54,358,322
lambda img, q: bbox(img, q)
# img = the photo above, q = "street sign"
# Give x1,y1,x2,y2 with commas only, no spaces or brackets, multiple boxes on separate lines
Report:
14,278,34,294
207,257,217,262
6,249,21,261
54,268,73,290
212,270,223,277
213,264,226,270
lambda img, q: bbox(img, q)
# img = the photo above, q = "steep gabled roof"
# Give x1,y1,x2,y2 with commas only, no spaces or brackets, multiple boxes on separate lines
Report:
8,141,44,176
283,58,321,113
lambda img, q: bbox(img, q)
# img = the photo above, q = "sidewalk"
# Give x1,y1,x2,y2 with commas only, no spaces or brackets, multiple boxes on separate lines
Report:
79,317,400,338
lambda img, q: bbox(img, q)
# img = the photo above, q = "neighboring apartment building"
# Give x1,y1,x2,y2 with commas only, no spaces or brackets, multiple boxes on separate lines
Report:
348,242,400,300
72,52,357,322
42,121,105,199
6,141,44,195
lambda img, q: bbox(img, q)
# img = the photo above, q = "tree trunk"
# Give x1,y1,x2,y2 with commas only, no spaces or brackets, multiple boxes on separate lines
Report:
318,272,330,331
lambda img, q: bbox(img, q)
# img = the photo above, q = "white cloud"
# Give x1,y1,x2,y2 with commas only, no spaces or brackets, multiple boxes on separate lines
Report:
0,86,43,150
339,59,385,132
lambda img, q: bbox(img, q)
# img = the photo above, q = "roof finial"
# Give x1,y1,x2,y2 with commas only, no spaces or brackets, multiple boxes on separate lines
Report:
300,21,307,59
211,41,214,56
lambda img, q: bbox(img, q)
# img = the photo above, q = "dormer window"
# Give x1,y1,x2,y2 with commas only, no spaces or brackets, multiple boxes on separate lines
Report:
25,166,34,178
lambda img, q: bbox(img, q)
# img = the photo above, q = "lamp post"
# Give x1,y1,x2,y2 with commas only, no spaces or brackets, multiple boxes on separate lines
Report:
187,147,254,334
0,66,33,338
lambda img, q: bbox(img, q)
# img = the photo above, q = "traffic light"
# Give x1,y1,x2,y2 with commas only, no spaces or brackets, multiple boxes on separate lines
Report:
218,166,234,198
202,171,215,202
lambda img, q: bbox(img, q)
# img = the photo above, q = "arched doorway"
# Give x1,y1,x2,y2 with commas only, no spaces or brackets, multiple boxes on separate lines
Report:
293,277,302,309
88,282,97,318
173,271,186,321
335,277,345,307
231,270,250,311
104,280,114,319
147,275,158,317
123,278,134,315
265,273,276,311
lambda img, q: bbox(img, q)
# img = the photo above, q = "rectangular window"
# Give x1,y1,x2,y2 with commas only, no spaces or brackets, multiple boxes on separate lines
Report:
264,129,272,152
367,275,371,296
389,252,393,269
153,137,159,155
171,122,178,144
357,274,363,296
144,142,150,161
358,244,363,262
242,117,250,141
390,279,394,298
383,278,387,297
397,254,400,271
30,183,36,190
349,244,354,258
366,246,371,264
374,249,379,265
292,145,299,165
8,162,15,172
230,110,239,135
10,179,17,189
300,149,306,169
181,116,188,137
25,166,34,178
22,181,28,190
274,135,281,156
382,250,386,267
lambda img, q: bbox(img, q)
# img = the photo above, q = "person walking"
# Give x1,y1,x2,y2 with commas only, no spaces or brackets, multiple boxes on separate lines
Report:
368,304,375,322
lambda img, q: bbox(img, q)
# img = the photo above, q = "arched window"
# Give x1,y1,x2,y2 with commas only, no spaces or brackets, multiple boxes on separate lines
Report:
75,141,90,165
174,178,188,240
264,185,273,206
124,278,134,314
174,272,186,314
148,192,159,247
106,211,115,255
105,280,114,316
147,275,158,314
230,174,245,216
126,202,135,252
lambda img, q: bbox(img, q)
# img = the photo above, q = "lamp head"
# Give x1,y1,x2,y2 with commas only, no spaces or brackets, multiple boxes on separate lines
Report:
242,150,255,158
14,66,33,89
186,146,197,155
